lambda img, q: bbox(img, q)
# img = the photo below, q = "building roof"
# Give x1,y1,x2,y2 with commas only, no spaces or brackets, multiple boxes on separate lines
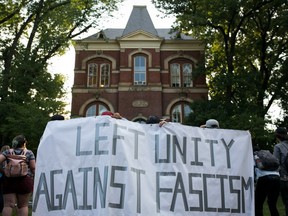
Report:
122,5,158,37
80,5,193,41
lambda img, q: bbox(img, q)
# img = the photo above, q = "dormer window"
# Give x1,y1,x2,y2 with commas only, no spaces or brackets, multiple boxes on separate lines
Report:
98,33,104,39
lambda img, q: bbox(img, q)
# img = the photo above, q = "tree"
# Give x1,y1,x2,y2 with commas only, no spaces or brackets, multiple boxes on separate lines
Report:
0,0,122,148
153,0,288,147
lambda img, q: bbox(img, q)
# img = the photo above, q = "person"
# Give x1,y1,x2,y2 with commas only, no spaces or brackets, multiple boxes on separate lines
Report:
0,145,10,214
50,114,65,121
146,116,161,124
101,111,124,119
273,127,288,216
253,146,280,216
200,119,220,128
146,116,168,127
0,135,36,216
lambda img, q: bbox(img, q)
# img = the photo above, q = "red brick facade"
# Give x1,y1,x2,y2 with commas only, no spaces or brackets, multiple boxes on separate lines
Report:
71,6,208,123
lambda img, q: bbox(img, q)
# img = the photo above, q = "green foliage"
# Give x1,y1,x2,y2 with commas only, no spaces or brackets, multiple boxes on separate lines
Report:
0,0,122,149
153,0,288,148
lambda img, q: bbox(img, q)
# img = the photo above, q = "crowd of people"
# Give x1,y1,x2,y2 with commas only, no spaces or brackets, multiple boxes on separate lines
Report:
0,111,287,215
253,127,288,216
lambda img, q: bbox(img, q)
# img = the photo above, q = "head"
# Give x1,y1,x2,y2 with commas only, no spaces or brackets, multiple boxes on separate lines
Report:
51,114,65,121
275,127,288,141
203,119,220,129
1,145,10,152
146,116,160,124
12,135,27,148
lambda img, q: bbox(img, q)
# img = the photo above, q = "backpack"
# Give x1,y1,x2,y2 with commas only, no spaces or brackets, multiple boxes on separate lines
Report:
254,150,279,171
4,149,28,177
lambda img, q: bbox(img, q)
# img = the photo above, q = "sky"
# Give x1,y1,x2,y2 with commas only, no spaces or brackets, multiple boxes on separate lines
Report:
48,0,175,112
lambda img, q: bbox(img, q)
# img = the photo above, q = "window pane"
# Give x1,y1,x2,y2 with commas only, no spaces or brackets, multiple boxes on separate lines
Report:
86,104,109,117
183,63,192,87
134,56,146,85
170,63,180,87
100,63,110,87
133,118,146,124
99,105,108,114
183,104,192,118
171,103,192,123
88,63,98,87
86,105,96,117
172,104,181,122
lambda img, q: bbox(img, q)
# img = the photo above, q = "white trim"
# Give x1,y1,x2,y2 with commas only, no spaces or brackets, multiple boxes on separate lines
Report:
165,98,194,116
79,98,114,116
128,50,152,68
164,54,198,70
81,54,116,70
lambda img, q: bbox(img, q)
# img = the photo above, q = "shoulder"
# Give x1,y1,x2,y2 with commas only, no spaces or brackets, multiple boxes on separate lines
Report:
25,149,35,160
277,142,288,149
274,144,282,150
1,149,10,156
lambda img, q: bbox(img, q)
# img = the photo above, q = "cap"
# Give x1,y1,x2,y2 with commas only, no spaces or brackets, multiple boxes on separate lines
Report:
204,119,219,128
101,111,114,116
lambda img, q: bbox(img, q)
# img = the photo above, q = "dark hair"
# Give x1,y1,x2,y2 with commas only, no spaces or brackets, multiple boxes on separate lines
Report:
275,127,288,141
12,135,27,148
51,114,65,121
146,116,160,124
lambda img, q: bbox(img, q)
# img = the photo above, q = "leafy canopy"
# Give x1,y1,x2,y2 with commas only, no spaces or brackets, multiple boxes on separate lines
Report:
0,0,122,148
153,0,288,147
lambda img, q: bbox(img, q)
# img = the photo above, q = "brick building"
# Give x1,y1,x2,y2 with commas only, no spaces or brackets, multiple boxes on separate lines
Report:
71,5,208,123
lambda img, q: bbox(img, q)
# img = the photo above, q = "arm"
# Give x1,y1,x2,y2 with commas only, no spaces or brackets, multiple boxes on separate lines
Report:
159,120,167,127
273,145,281,161
29,159,36,176
112,112,123,119
0,154,6,164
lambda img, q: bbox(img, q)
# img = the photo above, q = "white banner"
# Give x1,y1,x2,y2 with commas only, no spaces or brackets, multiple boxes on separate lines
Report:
32,116,254,216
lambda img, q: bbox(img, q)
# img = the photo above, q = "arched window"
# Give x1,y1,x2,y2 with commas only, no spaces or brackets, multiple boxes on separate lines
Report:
171,103,193,123
85,103,110,117
170,60,192,87
133,118,147,124
134,55,146,85
87,59,111,87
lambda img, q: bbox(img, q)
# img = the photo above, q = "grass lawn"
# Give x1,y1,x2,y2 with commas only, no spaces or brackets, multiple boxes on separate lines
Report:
264,197,285,215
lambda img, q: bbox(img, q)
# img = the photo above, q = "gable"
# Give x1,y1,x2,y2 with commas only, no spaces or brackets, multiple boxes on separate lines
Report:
119,30,162,41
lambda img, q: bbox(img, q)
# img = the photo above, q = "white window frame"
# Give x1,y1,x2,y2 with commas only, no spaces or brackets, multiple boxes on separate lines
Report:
100,63,110,87
88,63,98,87
170,62,193,87
134,56,146,85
